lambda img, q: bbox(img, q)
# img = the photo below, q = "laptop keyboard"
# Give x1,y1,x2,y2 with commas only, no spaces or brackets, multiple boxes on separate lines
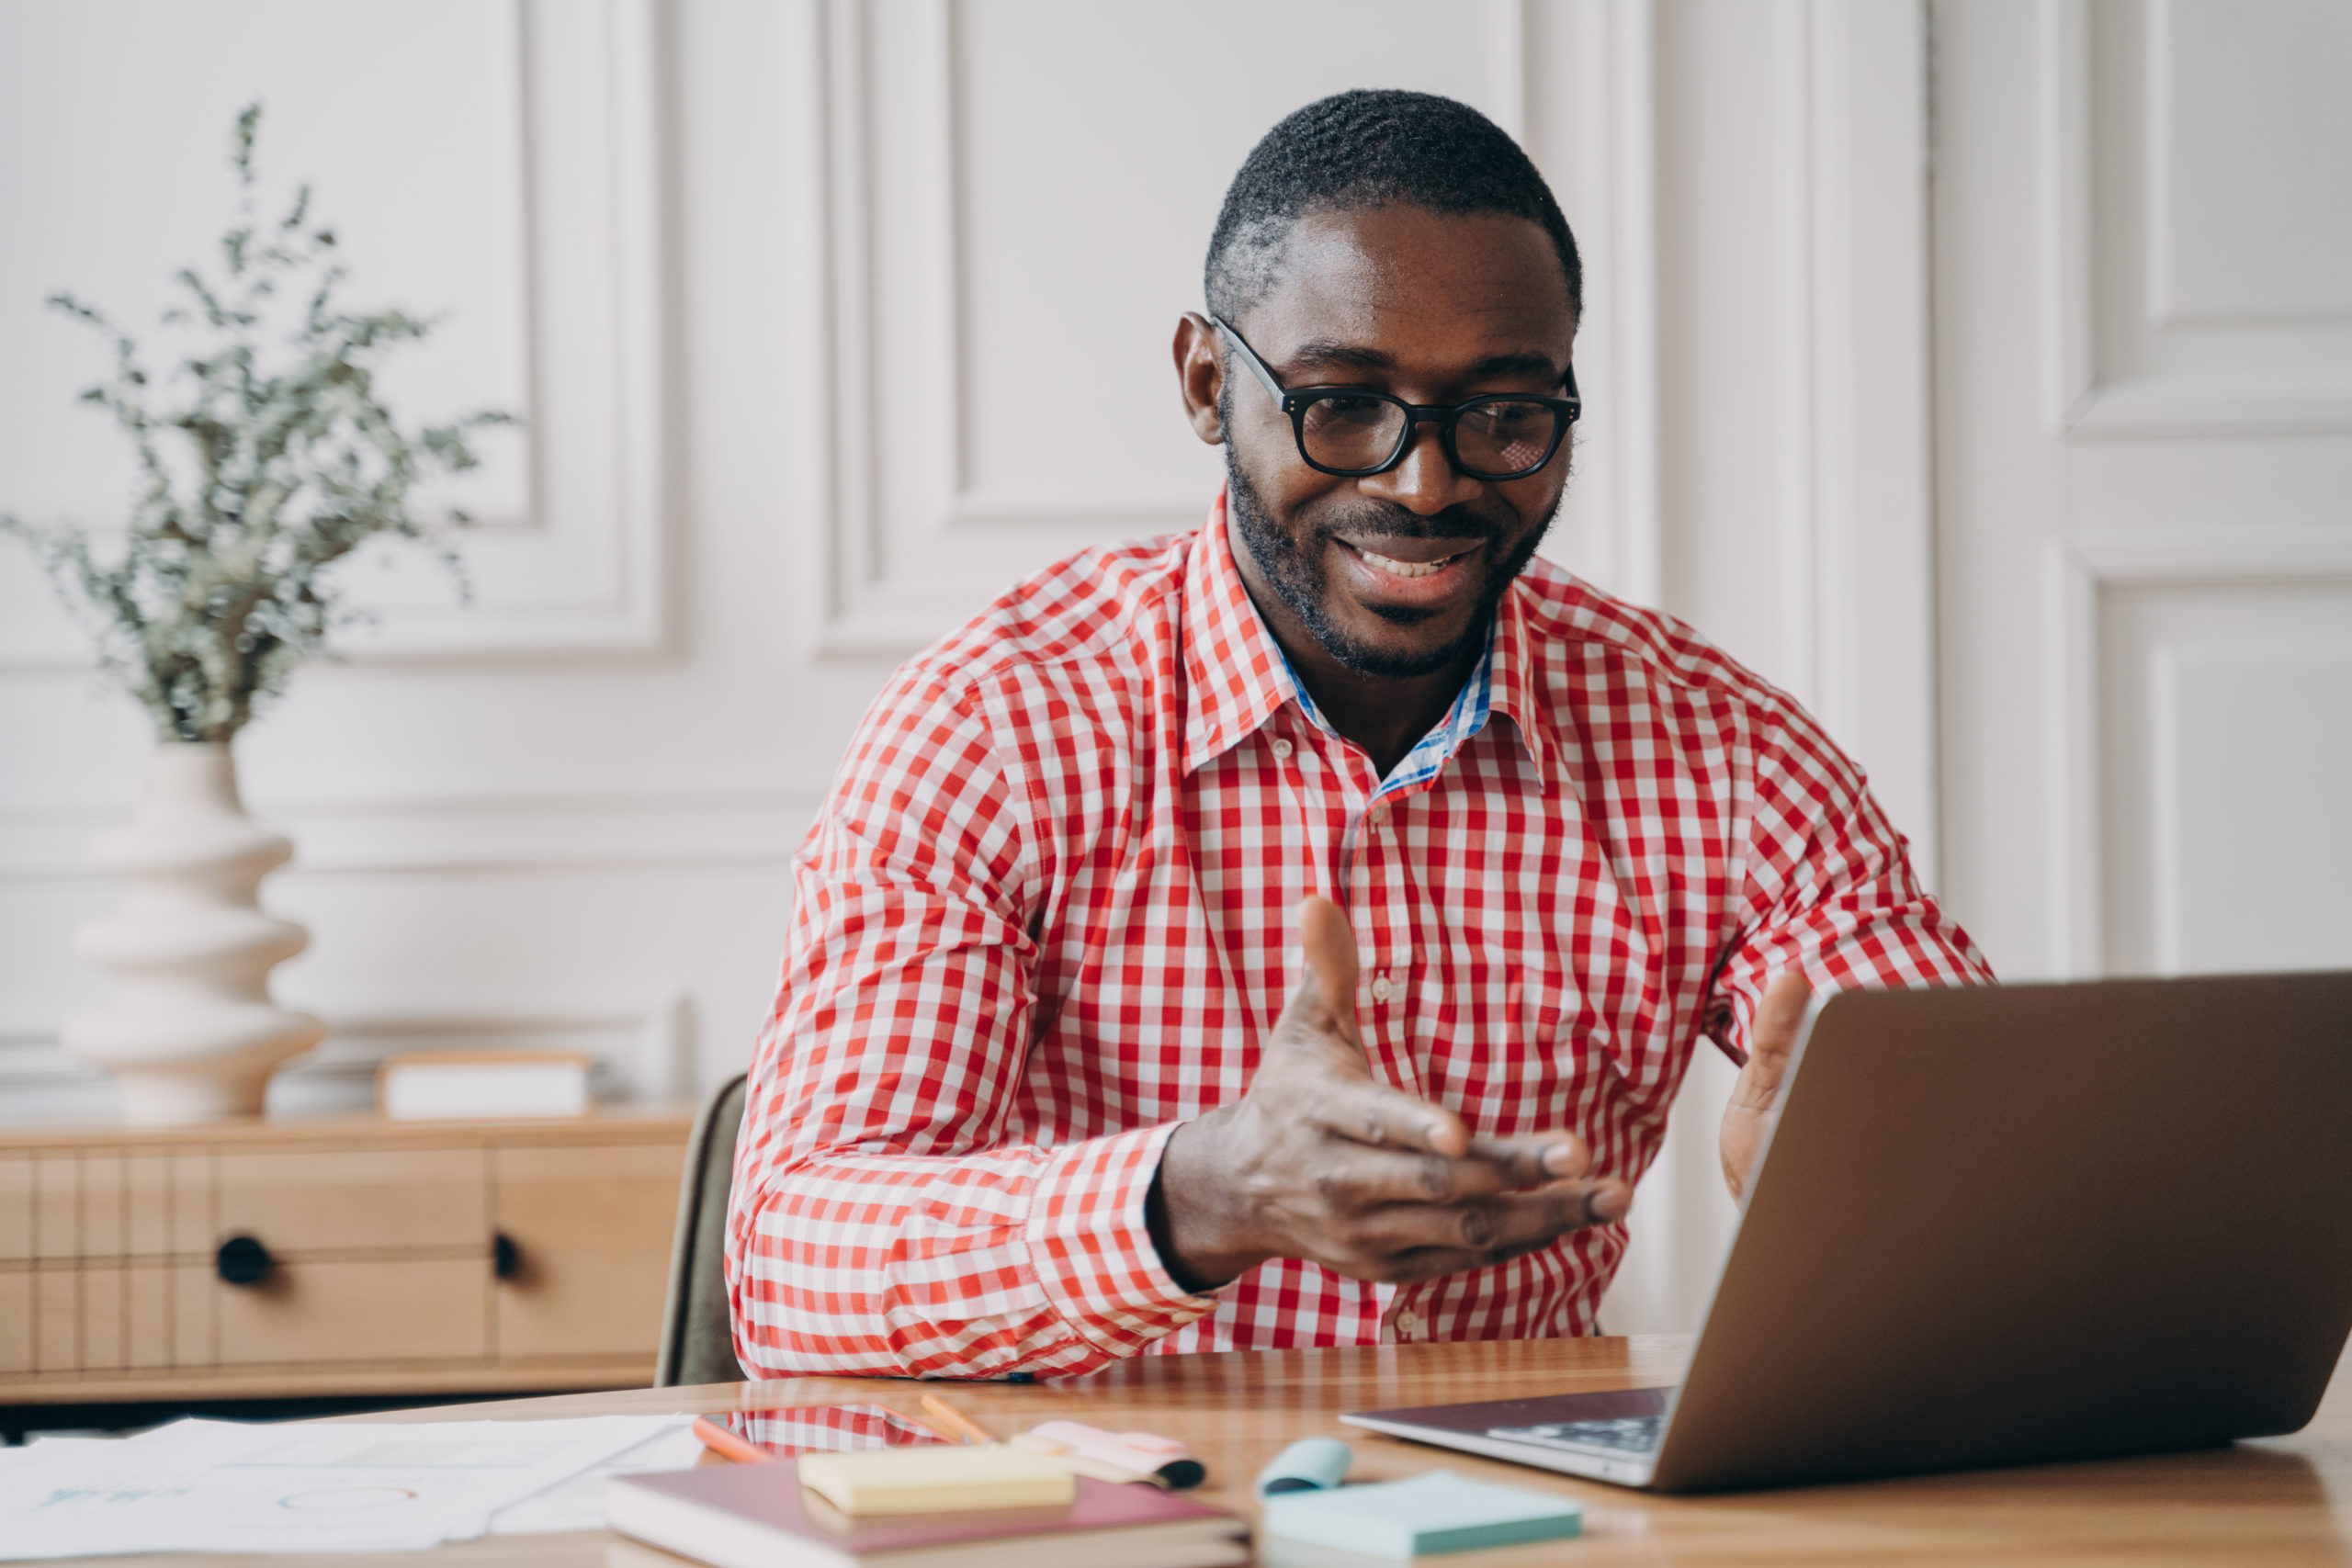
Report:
1487,1415,1666,1458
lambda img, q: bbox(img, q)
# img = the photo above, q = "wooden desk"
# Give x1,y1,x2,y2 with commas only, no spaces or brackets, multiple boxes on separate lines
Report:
101,1335,2352,1565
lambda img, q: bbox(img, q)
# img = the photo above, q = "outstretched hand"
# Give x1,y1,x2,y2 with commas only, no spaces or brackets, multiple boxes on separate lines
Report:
1154,896,1631,1292
1717,971,1814,1201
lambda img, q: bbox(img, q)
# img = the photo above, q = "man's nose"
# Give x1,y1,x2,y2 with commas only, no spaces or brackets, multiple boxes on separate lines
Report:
1355,419,1482,515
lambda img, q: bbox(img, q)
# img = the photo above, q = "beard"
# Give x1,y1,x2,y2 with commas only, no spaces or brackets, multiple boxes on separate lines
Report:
1223,442,1555,679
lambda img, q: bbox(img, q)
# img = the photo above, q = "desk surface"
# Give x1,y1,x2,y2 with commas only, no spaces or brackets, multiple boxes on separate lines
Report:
115,1334,2352,1566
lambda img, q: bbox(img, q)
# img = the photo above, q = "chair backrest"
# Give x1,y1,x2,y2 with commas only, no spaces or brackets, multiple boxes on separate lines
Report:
654,1071,750,1387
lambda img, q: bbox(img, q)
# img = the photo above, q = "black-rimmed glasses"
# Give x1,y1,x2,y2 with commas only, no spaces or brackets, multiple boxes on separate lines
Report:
1213,315,1580,481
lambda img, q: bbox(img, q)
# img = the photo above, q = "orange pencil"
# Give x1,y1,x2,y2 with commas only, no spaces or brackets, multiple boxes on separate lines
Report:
917,1392,1000,1446
691,1415,775,1465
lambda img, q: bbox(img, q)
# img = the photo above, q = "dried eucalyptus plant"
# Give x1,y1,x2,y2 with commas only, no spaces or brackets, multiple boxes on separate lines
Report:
0,104,512,743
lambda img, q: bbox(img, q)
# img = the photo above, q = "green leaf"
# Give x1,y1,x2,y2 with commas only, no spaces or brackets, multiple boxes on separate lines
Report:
3,101,512,742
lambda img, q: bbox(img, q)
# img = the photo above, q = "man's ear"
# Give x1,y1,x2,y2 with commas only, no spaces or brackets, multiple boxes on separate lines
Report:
1173,311,1226,446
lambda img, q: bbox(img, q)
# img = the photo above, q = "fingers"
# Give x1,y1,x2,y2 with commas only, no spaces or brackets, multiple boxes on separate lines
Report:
1341,1179,1634,1276
1298,1130,1595,1213
1463,1132,1590,1187
1275,896,1472,1158
1296,1094,1583,1179
1732,971,1813,1112
1307,1074,1472,1161
1720,971,1812,1201
1271,896,1622,1269
1309,1143,1517,1208
1753,970,1813,1060
1293,895,1363,1048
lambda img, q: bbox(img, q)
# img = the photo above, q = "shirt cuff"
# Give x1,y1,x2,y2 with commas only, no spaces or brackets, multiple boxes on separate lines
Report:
1024,1121,1220,1360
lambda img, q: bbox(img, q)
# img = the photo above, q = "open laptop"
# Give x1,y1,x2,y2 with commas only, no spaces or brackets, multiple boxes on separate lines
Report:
1340,971,2352,1493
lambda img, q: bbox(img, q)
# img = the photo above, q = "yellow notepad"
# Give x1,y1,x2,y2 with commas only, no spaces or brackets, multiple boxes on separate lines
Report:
795,1445,1078,1515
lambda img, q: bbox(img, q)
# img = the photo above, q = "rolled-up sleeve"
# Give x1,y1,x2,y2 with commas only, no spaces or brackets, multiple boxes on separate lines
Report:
724,666,1216,1379
1706,698,1996,1060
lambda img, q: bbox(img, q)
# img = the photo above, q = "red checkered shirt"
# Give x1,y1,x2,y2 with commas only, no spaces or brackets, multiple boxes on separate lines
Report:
727,493,1991,1379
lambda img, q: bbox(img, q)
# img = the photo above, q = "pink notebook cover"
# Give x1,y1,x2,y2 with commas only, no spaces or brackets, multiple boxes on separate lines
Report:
613,1460,1237,1554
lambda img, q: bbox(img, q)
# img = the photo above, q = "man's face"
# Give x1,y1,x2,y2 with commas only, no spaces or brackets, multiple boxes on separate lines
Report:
1192,205,1578,679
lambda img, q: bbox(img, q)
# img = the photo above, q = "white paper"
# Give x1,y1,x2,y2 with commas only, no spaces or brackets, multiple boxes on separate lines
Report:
488,1417,704,1534
0,1414,682,1558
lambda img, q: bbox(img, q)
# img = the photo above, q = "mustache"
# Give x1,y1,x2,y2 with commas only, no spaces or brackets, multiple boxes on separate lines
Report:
1314,500,1500,545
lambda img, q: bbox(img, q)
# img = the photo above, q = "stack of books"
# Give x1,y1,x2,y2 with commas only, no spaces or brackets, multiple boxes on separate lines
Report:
610,1460,1248,1568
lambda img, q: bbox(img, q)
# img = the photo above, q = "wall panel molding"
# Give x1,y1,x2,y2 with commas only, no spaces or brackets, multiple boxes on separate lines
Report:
1598,0,1937,1337
2036,0,2352,438
0,782,823,881
2142,639,2352,975
808,0,1603,657
1696,0,1943,774
2041,523,2352,976
1527,0,1662,611
0,0,669,668
1483,0,1532,142
809,0,1138,658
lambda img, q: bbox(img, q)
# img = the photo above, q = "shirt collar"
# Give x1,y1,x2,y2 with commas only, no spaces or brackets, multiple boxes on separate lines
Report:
1181,490,1295,775
1277,624,1498,798
1485,573,1554,787
1180,489,1553,789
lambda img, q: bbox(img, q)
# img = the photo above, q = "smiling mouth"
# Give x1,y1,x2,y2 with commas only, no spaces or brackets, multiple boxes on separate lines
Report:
1341,541,1479,580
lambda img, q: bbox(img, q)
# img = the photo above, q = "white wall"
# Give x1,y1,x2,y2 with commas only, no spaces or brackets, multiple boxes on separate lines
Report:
1931,0,2352,987
0,0,1951,1334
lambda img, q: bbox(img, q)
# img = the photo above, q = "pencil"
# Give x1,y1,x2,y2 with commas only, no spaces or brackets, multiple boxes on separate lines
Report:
691,1415,775,1465
917,1392,1000,1446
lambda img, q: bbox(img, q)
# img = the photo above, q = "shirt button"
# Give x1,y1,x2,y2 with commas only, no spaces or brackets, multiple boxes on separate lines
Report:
1366,803,1387,825
1271,738,1293,760
1396,1309,1424,1338
1370,973,1394,1003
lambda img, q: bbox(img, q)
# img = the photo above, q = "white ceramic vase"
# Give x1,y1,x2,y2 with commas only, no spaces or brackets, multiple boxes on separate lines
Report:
61,742,325,1123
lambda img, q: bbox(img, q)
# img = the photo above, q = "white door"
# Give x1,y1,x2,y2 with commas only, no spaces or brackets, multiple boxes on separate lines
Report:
1933,0,2352,982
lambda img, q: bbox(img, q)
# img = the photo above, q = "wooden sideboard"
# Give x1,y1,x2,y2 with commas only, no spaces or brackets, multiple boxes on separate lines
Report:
0,1109,694,1404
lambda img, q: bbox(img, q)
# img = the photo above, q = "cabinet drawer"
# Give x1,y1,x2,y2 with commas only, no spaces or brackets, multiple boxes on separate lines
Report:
0,1111,692,1402
0,1159,28,1261
0,1270,29,1373
216,1258,489,1365
216,1150,486,1253
492,1143,681,1359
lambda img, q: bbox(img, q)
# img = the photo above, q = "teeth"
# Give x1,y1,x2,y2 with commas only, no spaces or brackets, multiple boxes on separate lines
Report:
1354,546,1463,580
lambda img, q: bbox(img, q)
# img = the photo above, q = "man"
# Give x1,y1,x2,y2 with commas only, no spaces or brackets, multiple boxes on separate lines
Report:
727,90,1989,1378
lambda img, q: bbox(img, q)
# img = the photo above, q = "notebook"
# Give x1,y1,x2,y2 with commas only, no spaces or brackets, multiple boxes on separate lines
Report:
1259,1471,1583,1559
607,1459,1248,1568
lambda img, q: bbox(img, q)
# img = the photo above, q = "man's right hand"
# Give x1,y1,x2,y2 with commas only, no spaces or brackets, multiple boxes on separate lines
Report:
1152,895,1631,1292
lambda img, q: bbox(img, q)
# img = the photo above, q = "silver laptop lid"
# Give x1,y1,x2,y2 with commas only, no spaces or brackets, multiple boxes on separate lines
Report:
1647,970,2352,1492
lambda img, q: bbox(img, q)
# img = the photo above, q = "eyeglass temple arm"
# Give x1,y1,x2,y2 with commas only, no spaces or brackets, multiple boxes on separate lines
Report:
1209,315,1289,401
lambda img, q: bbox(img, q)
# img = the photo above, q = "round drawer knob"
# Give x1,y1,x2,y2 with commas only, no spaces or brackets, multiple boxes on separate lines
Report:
492,1231,522,1280
215,1234,276,1287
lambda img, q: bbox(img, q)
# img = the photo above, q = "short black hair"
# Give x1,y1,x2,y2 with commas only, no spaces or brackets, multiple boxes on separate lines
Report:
1204,89,1582,326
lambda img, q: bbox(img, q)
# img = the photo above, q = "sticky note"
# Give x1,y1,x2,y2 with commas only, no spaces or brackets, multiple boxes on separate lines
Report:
1260,1470,1583,1558
795,1445,1077,1515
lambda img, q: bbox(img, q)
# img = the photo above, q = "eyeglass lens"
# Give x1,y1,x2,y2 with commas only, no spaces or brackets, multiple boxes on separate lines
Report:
1296,394,1561,478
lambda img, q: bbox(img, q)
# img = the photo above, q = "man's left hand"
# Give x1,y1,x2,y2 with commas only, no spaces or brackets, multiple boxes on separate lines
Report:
1717,972,1813,1201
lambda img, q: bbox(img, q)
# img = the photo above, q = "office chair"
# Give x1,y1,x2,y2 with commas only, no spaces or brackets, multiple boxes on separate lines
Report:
654,1070,750,1387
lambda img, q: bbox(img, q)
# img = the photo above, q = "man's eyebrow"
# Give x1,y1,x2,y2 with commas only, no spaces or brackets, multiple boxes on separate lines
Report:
1464,350,1566,380
1279,341,1566,383
1283,340,1396,374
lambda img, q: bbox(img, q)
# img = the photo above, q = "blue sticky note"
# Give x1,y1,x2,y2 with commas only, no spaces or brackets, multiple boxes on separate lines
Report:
1260,1470,1584,1558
